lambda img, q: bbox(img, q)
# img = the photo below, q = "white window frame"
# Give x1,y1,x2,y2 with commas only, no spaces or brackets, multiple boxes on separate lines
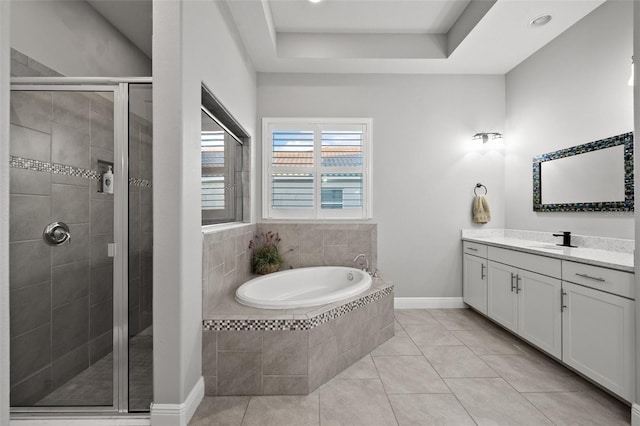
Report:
262,117,373,220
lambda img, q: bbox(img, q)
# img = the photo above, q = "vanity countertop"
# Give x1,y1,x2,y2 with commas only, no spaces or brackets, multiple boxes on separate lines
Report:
462,234,633,273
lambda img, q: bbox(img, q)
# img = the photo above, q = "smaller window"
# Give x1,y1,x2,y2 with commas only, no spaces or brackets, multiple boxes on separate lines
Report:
201,107,243,225
262,118,372,220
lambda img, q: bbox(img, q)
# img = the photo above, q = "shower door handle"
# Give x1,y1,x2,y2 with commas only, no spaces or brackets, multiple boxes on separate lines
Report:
43,221,71,246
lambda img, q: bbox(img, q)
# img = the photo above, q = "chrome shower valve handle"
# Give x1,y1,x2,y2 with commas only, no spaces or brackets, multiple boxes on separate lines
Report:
43,221,71,246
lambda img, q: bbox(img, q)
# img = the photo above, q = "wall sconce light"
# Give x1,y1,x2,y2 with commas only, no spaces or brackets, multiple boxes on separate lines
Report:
628,56,634,86
473,132,503,143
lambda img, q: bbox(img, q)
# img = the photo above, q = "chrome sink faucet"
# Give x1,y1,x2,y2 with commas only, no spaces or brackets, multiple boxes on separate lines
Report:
353,253,370,273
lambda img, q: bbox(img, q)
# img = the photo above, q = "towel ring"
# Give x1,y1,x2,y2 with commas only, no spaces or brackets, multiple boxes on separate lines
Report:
474,183,487,196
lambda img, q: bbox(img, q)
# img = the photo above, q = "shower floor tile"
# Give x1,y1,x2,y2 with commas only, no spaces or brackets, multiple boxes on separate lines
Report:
190,308,632,426
35,330,153,410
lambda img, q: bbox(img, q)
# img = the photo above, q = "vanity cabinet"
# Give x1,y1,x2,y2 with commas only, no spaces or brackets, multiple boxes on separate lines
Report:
487,261,562,359
561,263,635,401
462,237,635,402
462,242,488,314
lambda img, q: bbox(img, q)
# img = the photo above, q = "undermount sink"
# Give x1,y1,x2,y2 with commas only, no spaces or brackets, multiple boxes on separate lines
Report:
527,244,565,251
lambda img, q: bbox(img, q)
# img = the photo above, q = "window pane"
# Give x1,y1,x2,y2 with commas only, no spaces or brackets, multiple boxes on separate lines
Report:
202,176,225,209
272,173,314,209
201,129,225,210
321,173,363,209
321,130,363,167
273,130,314,167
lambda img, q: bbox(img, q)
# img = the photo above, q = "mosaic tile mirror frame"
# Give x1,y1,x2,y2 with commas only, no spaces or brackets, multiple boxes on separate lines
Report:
532,132,634,212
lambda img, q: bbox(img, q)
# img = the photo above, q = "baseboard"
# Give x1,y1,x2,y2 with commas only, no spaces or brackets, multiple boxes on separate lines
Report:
150,376,204,426
632,403,640,426
394,297,465,309
10,417,149,425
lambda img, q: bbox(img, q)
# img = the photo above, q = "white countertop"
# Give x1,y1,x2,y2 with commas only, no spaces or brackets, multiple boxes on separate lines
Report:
462,235,634,273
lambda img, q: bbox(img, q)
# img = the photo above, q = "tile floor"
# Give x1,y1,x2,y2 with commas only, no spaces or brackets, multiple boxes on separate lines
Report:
189,308,631,426
35,329,153,410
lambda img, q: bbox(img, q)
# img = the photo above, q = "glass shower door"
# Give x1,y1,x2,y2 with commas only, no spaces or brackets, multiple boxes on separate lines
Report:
9,88,118,409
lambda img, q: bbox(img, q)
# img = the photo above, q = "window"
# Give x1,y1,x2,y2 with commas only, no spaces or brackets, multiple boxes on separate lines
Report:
262,118,372,219
201,106,243,225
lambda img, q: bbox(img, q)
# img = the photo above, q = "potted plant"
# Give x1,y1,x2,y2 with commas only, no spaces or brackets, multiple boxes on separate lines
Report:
249,231,284,275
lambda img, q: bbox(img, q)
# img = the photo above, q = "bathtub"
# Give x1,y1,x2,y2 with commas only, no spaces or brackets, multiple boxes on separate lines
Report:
235,266,372,309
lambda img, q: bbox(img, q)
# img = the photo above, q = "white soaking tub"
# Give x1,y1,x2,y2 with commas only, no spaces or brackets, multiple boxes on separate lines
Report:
235,266,372,309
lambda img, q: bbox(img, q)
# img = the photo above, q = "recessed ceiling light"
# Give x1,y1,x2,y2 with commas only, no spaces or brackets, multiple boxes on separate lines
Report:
309,0,323,3
529,15,552,27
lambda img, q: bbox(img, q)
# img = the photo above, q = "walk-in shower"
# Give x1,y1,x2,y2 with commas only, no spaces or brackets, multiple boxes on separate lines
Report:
8,77,152,415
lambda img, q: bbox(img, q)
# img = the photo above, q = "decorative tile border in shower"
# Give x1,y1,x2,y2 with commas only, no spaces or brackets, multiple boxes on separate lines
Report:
129,177,153,188
11,155,101,179
10,155,152,188
202,284,394,332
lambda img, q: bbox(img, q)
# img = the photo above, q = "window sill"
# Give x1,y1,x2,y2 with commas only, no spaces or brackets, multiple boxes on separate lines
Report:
201,222,252,234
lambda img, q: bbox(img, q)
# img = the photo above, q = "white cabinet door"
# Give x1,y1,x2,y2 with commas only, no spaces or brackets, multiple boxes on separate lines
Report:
463,253,487,314
518,270,562,359
487,261,518,332
562,282,635,401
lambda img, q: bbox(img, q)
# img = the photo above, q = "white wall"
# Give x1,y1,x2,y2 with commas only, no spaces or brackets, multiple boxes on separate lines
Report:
505,1,633,239
11,0,150,77
1,1,10,424
257,73,505,297
152,0,256,423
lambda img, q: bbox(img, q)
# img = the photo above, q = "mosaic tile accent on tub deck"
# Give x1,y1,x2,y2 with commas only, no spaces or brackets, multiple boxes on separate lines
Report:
10,155,153,188
203,285,394,332
532,132,634,212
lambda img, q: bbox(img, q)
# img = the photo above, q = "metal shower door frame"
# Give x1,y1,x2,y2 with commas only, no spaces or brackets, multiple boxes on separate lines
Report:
8,77,150,416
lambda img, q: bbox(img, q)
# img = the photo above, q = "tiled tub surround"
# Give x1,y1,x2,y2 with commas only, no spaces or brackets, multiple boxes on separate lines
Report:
255,223,377,271
202,279,394,396
202,223,378,317
201,222,385,396
461,228,633,271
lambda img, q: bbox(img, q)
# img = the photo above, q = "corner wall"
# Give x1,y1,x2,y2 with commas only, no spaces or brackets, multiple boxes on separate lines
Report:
1,1,11,423
152,0,256,423
10,0,150,77
504,1,633,239
257,73,506,298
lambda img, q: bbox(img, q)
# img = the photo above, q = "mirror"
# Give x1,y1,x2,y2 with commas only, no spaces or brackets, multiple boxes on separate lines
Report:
532,132,634,212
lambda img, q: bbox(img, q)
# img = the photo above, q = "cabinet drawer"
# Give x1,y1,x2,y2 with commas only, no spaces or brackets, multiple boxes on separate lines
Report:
488,246,561,279
562,261,634,299
463,241,487,258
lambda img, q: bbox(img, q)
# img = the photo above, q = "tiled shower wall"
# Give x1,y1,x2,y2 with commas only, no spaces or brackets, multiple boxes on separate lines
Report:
9,88,116,405
128,112,153,337
202,223,377,316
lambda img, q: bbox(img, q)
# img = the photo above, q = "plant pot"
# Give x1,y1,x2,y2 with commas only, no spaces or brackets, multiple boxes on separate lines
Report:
255,263,280,275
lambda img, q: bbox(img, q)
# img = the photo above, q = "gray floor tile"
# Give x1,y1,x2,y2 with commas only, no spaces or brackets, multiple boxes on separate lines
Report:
394,309,439,326
371,332,421,356
482,354,586,392
388,394,475,426
429,308,495,331
403,324,463,347
320,379,397,426
523,391,631,426
421,345,498,378
445,377,553,425
335,354,379,379
189,396,250,426
242,394,320,426
451,328,522,355
373,356,449,394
